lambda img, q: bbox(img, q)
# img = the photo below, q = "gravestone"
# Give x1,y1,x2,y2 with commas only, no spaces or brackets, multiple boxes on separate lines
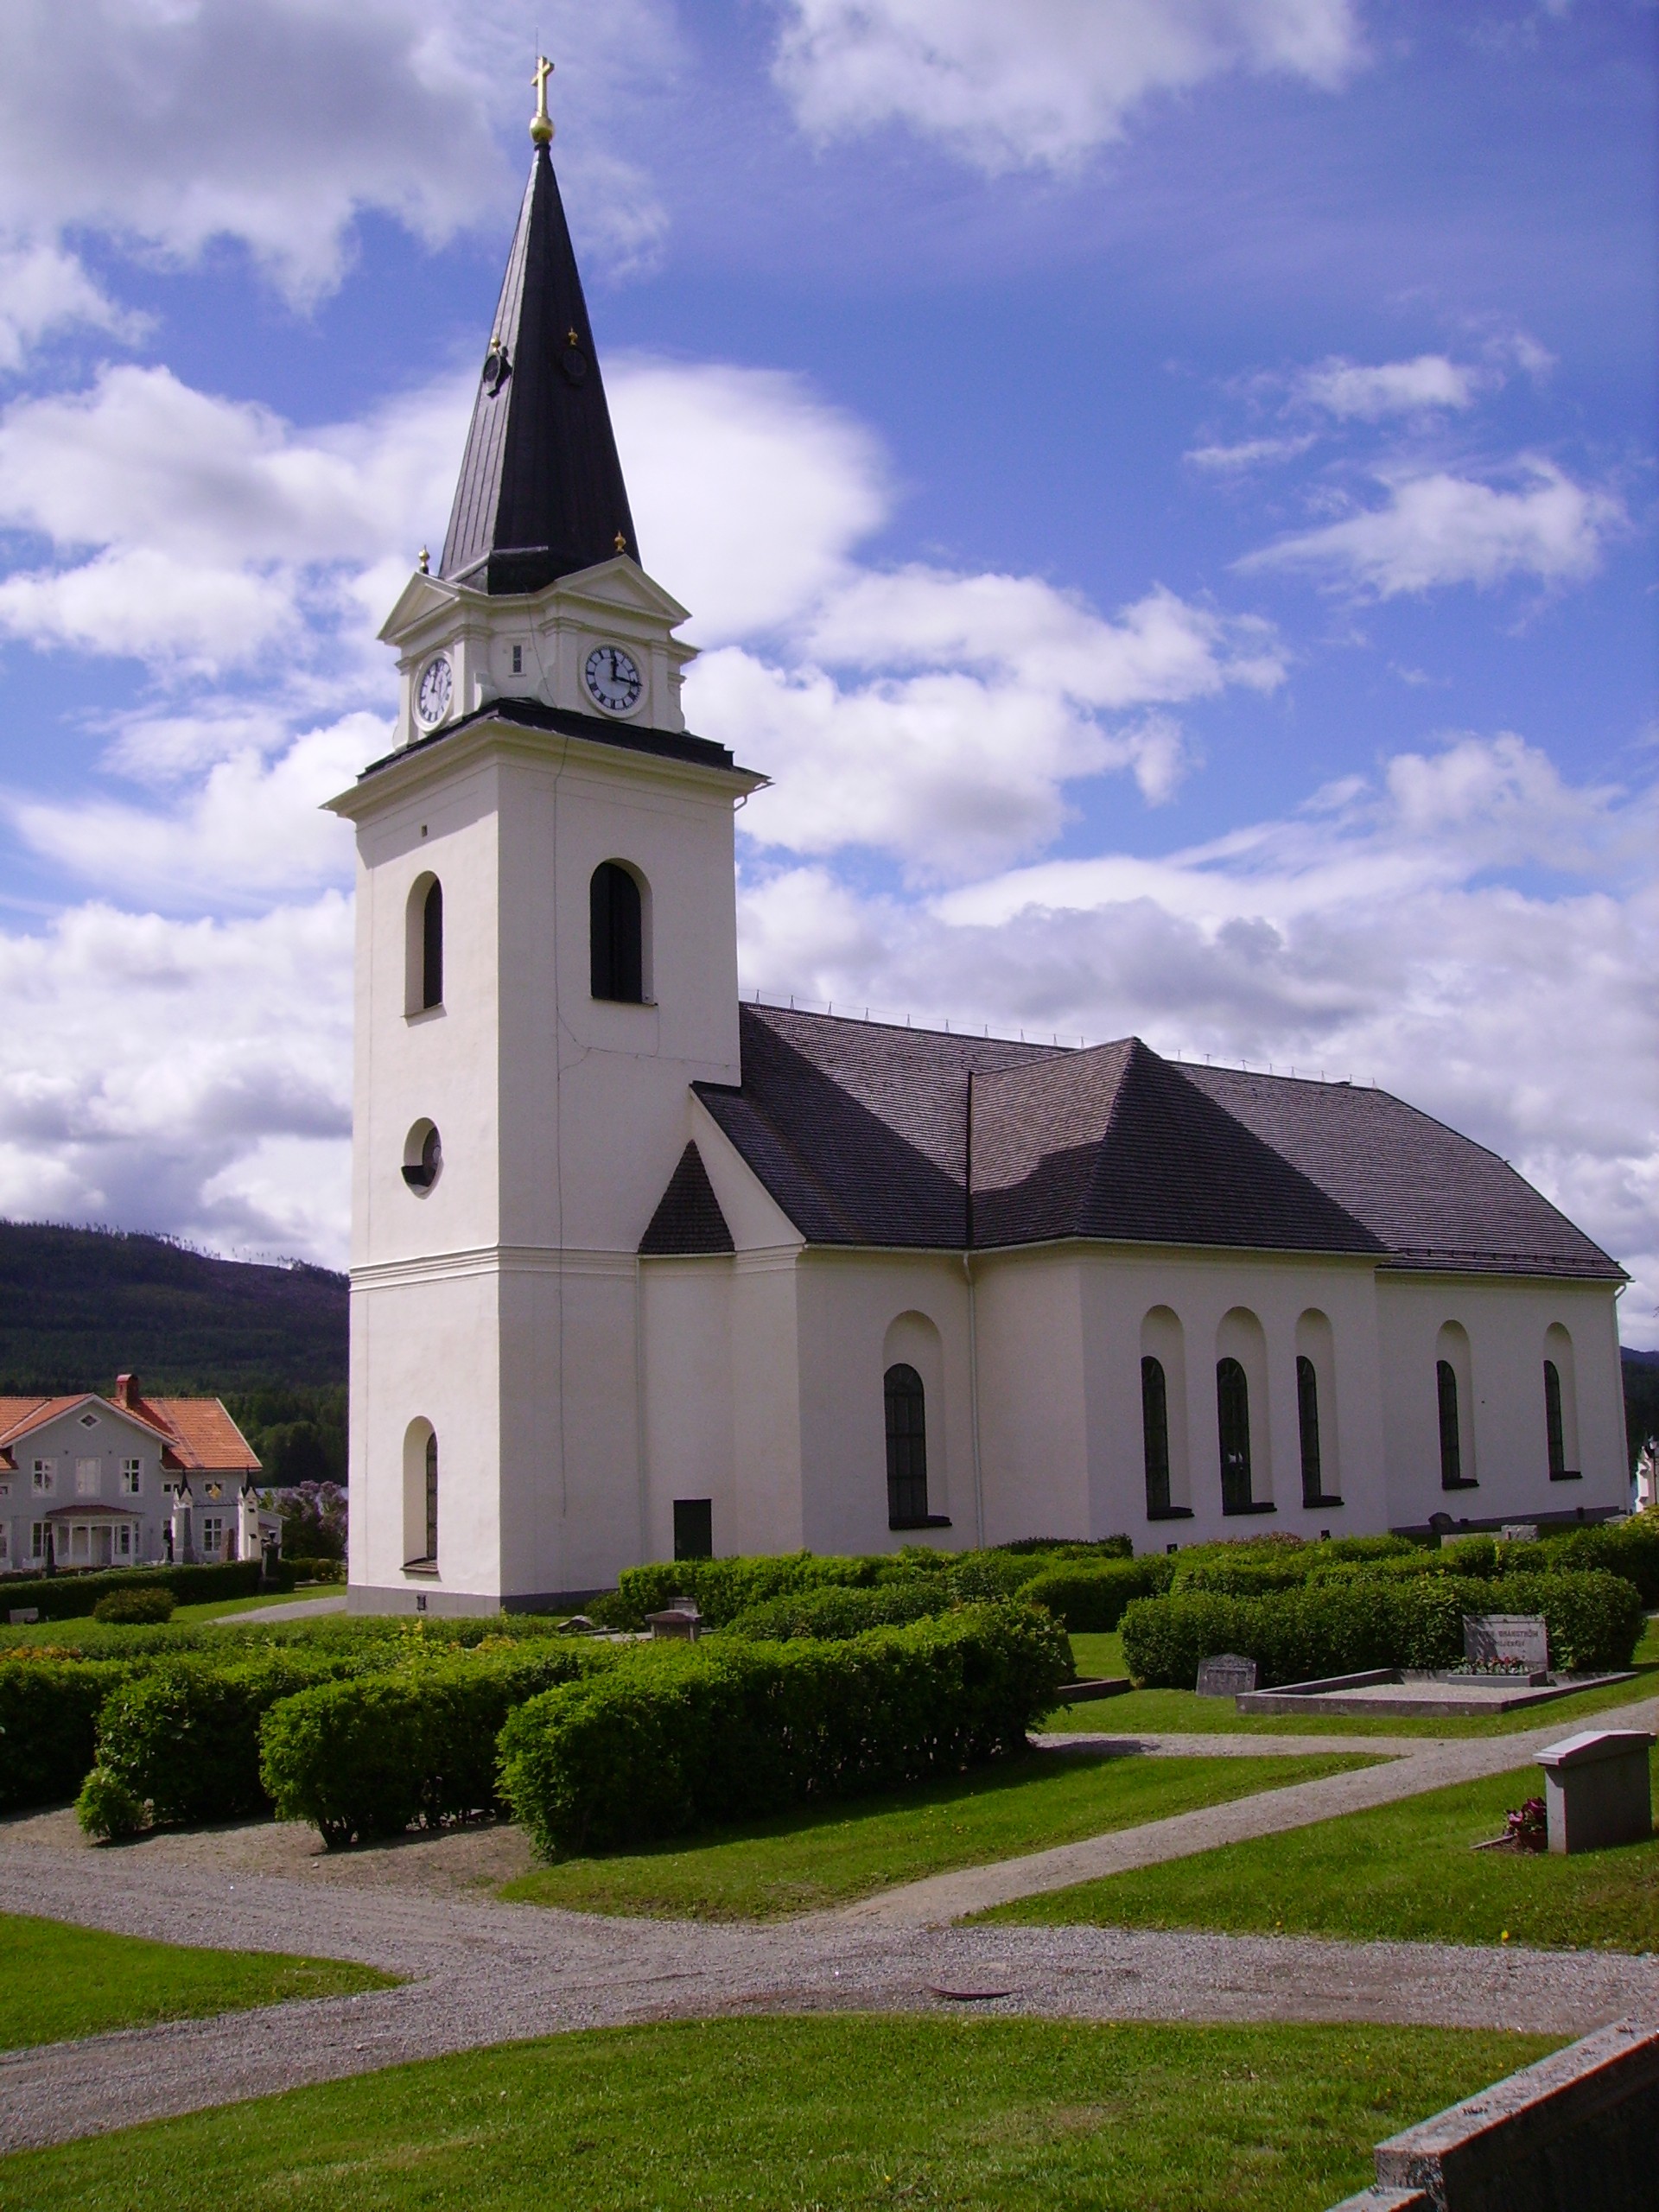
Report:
1535,1730,1656,1854
1501,1522,1539,1544
1196,1652,1258,1696
7,1607,38,1625
1464,1613,1548,1671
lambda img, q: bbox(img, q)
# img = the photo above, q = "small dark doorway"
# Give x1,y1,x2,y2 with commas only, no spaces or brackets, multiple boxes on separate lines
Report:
673,1498,713,1560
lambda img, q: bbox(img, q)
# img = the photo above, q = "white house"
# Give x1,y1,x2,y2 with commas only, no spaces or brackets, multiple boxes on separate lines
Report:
329,76,1631,1616
0,1376,270,1575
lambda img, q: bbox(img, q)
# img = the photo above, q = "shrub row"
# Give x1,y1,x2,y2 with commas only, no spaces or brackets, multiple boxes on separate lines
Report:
722,1582,954,1642
0,1559,289,1624
1120,1569,1643,1689
92,1588,175,1624
1017,1555,1176,1631
283,1556,347,1585
77,1650,362,1840
258,1644,614,1847
498,1604,1069,1857
0,1656,136,1812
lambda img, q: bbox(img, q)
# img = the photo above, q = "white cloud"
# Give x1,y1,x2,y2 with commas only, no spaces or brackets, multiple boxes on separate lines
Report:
1297,353,1482,418
0,1,676,306
610,361,887,641
0,897,353,1265
773,0,1366,171
0,239,146,372
1186,433,1318,469
1243,459,1624,596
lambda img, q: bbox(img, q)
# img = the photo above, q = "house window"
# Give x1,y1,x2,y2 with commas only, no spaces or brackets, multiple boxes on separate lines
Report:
511,643,524,675
200,1515,226,1558
1141,1355,1171,1516
0,1526,8,1563
30,1522,46,1560
884,1363,929,1528
673,1498,713,1560
424,1431,439,1564
31,1459,54,1495
1543,1360,1566,1480
119,1459,142,1496
1217,1357,1252,1514
75,1458,100,1497
1436,1360,1463,1490
1297,1356,1323,1508
116,1524,133,1559
589,861,645,1003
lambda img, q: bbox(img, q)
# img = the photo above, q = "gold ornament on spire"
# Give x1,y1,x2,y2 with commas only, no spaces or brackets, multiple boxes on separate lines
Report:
531,55,554,144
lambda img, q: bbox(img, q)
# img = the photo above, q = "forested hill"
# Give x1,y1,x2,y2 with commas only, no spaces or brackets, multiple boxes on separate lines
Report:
0,1220,346,1395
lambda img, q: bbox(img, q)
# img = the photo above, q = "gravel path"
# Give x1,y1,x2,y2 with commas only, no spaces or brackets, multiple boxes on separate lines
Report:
1,1693,1654,2155
217,1592,347,1624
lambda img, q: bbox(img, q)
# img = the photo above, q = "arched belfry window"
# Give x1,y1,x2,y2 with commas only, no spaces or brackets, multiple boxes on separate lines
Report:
1217,1357,1252,1514
1543,1360,1566,1480
590,861,645,1003
422,879,443,1010
1141,1356,1171,1516
884,1363,928,1529
1436,1359,1462,1489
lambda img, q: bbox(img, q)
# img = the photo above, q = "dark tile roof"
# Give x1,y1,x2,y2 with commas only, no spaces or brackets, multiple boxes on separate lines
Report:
639,1143,734,1255
681,1004,1622,1280
357,695,735,784
438,143,639,596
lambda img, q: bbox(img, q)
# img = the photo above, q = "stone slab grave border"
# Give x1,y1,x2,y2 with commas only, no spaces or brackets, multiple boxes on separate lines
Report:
1236,1669,1635,1719
1328,2016,1659,2212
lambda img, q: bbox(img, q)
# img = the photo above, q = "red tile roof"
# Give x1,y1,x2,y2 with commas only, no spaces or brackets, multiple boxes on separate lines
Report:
0,1388,258,1474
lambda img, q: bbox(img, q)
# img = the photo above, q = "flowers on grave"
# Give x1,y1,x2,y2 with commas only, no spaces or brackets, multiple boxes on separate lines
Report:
1504,1796,1548,1853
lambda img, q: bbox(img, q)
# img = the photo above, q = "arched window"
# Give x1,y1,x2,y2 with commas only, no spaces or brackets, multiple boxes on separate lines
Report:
422,879,443,1010
1296,1354,1323,1508
1141,1355,1171,1516
1217,1357,1252,1514
884,1363,928,1528
424,1431,439,1563
1436,1359,1462,1490
1543,1360,1566,1480
590,861,644,1002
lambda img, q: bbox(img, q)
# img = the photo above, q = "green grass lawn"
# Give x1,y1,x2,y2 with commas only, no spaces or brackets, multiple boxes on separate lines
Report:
0,2014,1560,2212
980,1754,1659,1953
501,1748,1374,1920
1049,1626,1659,1739
0,1911,397,2050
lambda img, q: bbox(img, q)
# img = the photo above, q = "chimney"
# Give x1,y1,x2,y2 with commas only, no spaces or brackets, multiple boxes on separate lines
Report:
115,1374,139,1409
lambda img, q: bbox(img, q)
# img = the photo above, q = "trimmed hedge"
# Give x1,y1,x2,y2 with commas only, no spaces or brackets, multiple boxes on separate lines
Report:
0,1559,290,1624
283,1556,347,1585
1018,1555,1175,1631
722,1582,952,1642
498,1603,1070,1858
0,1657,135,1811
77,1652,357,1840
603,1553,887,1630
259,1645,612,1847
92,1588,175,1624
1120,1570,1643,1689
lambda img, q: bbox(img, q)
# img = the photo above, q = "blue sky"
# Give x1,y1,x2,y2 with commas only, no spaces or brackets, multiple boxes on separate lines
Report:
0,0,1653,1340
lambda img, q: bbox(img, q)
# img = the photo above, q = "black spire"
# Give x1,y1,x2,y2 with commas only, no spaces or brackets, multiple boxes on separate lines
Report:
439,130,639,596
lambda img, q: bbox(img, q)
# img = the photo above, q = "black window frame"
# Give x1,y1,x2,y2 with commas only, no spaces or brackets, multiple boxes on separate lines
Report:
1437,1357,1476,1489
422,878,443,1010
1543,1358,1576,1480
673,1498,713,1560
423,1430,439,1563
1141,1355,1171,1517
1217,1356,1264,1516
1296,1353,1341,1509
886,1362,946,1529
590,861,644,1003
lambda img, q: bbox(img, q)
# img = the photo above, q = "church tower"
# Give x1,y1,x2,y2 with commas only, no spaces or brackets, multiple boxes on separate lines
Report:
328,63,761,1610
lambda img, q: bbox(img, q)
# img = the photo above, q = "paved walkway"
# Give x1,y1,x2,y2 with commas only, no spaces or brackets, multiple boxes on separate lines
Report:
0,1693,1653,2154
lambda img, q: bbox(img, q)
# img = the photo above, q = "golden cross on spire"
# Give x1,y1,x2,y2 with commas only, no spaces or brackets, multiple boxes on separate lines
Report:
530,55,554,144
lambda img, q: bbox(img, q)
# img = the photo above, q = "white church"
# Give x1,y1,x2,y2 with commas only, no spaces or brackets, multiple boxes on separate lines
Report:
331,76,1631,1614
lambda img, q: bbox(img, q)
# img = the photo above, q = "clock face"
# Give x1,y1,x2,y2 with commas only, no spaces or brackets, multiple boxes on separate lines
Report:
416,653,454,728
585,644,642,715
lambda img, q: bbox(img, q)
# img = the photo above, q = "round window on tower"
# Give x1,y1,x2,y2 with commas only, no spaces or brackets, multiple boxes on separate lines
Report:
402,1120,442,1193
